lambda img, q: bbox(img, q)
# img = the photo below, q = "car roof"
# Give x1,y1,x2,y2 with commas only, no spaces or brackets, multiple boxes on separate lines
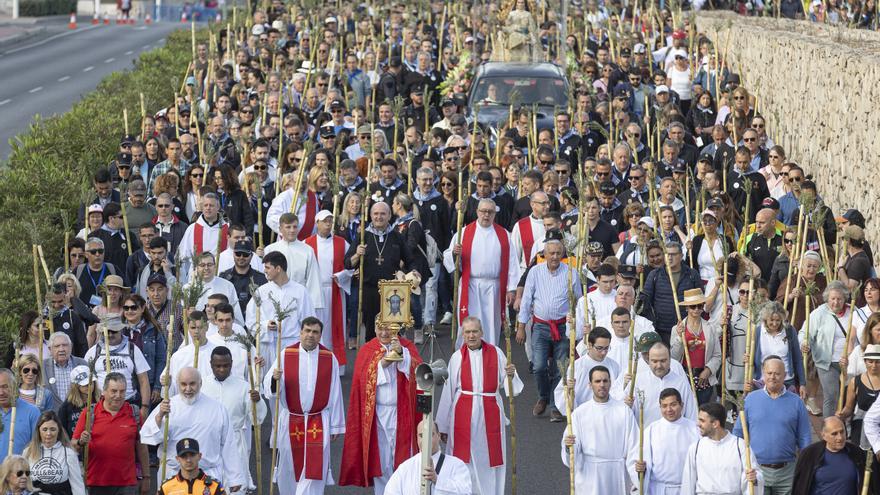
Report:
474,62,566,79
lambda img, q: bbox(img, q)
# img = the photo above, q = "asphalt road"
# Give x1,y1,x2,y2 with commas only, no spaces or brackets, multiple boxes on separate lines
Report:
0,20,183,160
243,323,570,495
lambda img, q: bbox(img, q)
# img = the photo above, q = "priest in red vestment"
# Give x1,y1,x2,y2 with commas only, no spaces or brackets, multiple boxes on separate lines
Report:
339,319,423,494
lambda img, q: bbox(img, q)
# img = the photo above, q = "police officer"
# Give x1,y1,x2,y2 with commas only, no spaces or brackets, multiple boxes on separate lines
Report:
159,438,226,495
402,84,440,134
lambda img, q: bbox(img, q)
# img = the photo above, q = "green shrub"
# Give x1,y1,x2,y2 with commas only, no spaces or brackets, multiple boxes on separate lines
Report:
0,28,202,339
19,0,77,16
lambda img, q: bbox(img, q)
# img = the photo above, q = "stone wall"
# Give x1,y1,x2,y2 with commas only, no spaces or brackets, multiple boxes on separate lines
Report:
696,12,880,257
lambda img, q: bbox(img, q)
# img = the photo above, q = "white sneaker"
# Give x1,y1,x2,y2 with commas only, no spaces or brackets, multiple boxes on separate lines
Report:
440,311,453,325
806,398,822,416
414,326,425,344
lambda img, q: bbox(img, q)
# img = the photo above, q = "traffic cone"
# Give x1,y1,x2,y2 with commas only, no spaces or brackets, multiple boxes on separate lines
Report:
68,12,77,29
91,12,99,24
103,12,109,24
144,13,151,24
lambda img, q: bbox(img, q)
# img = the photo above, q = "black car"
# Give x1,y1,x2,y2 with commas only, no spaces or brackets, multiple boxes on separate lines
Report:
467,62,570,134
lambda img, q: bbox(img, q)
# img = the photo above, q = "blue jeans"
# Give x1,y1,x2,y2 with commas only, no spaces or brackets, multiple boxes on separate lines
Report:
346,288,359,338
411,280,426,329
531,322,570,407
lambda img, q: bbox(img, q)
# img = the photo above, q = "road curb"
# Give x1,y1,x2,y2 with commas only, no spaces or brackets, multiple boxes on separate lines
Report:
0,26,44,49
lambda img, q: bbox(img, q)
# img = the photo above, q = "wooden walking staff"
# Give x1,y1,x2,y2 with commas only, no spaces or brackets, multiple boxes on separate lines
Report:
839,283,860,411
720,259,730,405
739,408,757,495
782,205,806,312
450,165,466,350
355,193,369,349
504,306,518,495
863,449,874,495
82,356,98,482
637,389,646,495
268,294,293,495
801,282,818,376
159,315,175,482
742,277,756,397
32,244,42,312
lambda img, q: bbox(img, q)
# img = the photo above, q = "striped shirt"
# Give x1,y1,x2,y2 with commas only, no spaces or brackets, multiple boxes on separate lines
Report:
147,158,191,195
518,262,583,324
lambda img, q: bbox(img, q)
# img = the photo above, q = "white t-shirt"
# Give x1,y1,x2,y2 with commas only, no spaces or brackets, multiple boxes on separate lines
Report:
668,66,693,100
760,329,792,380
84,337,151,401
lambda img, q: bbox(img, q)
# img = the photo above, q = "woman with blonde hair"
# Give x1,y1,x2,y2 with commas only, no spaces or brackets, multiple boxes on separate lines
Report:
3,312,49,368
22,411,84,495
0,456,34,495
336,192,363,246
15,355,53,412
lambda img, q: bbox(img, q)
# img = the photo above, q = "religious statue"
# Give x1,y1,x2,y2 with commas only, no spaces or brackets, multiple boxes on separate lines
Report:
496,0,541,62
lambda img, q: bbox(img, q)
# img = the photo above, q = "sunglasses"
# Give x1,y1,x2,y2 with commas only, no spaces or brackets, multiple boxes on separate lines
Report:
88,249,104,255
753,123,765,128
789,176,803,182
784,238,795,244
234,251,252,257
739,289,750,294
21,368,38,375
122,305,139,311
628,175,643,180
240,109,254,114
191,173,204,179
733,96,746,100
743,137,757,142
441,182,455,187
595,171,610,177
254,165,267,170
539,159,554,165
15,471,30,478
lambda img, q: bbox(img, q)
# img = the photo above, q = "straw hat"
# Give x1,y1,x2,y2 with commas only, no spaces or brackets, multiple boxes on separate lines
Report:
681,288,708,307
865,345,880,360
103,274,129,291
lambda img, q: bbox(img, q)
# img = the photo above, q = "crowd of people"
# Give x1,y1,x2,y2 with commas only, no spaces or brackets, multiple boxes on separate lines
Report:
0,0,877,493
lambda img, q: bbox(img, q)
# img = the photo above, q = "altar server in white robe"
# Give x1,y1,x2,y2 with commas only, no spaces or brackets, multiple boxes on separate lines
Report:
262,317,345,495
442,199,519,346
165,310,218,394
575,286,653,346
266,178,320,238
141,367,245,490
436,317,523,495
681,402,764,495
206,303,252,380
202,346,267,491
246,251,317,372
216,224,264,274
635,388,700,494
303,210,352,375
177,193,228,282
612,339,696,425
264,212,324,310
554,327,620,416
562,365,639,495
189,251,245,325
385,420,472,495
600,306,650,372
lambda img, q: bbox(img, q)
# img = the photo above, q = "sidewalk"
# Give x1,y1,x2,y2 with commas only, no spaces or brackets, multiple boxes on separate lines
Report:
0,23,43,47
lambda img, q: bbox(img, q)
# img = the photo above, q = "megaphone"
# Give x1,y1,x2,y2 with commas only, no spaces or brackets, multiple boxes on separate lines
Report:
416,359,449,391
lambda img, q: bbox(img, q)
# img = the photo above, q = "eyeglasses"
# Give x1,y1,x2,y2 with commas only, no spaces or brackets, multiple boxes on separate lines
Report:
595,171,610,177
254,165,267,170
21,368,38,374
628,175,643,180
15,471,30,478
240,109,253,114
122,305,139,311
628,213,641,217
539,159,554,165
733,96,746,101
789,176,803,182
743,137,757,142
191,173,204,178
156,204,172,208
70,253,85,258
739,289,750,295
234,251,252,257
87,249,104,255
753,123,765,128
441,182,455,188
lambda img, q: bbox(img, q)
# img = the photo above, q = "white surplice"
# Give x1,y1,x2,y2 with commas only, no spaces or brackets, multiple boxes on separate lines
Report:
436,344,523,495
680,432,765,495
611,358,696,425
262,346,345,495
266,188,316,237
553,354,620,417
373,343,413,495
309,235,352,373
264,239,324,309
164,338,218,395
201,373,267,491
384,451,472,495
140,392,245,489
510,215,546,270
177,217,226,282
561,398,639,495
245,279,317,378
207,331,251,381
642,416,700,494
193,275,245,325
442,225,520,347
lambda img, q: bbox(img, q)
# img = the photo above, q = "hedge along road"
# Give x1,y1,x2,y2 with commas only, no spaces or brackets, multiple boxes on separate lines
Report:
0,21,183,161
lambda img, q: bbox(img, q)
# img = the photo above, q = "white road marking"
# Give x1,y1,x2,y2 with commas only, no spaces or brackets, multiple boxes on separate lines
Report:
58,76,70,82
125,50,133,55
104,57,115,63
29,87,42,93
83,66,94,72
0,99,10,106
1,24,102,55
142,44,151,50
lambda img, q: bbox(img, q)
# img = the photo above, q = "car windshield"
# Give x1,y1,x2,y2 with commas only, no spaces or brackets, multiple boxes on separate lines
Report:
472,76,568,107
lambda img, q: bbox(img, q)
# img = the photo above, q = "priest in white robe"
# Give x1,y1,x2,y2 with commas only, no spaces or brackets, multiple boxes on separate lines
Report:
164,310,218,395
207,303,252,380
385,420,472,495
442,199,519,346
141,367,245,490
263,317,345,495
612,340,696,425
681,402,764,495
436,317,522,495
189,251,245,325
562,365,639,495
576,285,654,345
554,327,620,416
246,251,317,373
264,212,324,310
636,388,700,494
202,346,267,491
177,193,228,283
599,306,654,370
304,210,352,375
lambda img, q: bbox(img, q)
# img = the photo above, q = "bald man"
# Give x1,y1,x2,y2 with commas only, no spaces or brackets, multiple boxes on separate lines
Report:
793,416,863,494
744,208,783,281
141,367,245,491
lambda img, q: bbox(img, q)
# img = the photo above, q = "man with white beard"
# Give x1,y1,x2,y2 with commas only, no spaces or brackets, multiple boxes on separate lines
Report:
554,327,620,416
263,317,345,495
562,365,639,495
681,402,763,494
202,346,267,492
635,388,700,494
303,210,352,374
436,317,522,495
246,251,317,370
264,212,324,310
141,367,245,491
